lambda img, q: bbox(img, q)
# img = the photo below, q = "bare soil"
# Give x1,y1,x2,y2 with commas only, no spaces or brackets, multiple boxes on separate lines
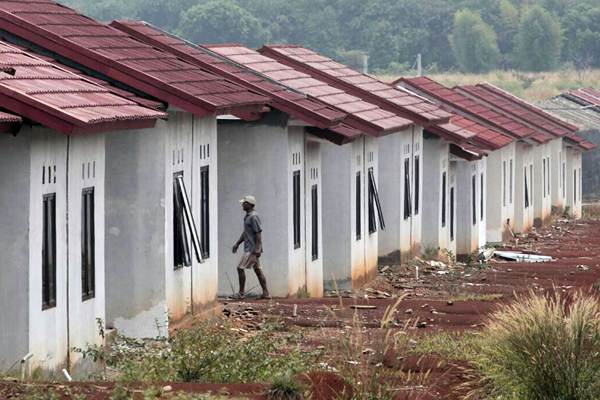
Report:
3,218,600,399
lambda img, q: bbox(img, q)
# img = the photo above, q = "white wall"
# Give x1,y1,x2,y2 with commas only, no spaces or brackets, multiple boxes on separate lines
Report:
486,143,516,242
551,139,568,211
304,137,323,297
566,147,583,218
28,127,69,372
533,143,552,226
448,162,458,256
455,158,486,256
67,133,106,369
364,135,379,281
514,143,535,233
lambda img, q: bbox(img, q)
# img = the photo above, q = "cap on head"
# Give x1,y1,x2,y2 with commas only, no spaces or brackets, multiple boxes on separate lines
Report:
239,195,256,205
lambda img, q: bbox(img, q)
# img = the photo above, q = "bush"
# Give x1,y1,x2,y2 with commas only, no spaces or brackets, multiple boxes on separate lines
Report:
471,291,600,399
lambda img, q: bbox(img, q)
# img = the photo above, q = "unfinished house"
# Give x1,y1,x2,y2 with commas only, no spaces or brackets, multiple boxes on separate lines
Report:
258,45,453,264
109,20,364,298
0,0,269,338
0,41,164,373
207,45,414,291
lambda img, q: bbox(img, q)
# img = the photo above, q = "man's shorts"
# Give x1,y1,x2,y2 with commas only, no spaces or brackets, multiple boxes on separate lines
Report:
237,252,261,270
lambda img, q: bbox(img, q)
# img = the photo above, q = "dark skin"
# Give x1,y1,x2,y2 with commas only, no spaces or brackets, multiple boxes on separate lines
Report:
232,202,269,298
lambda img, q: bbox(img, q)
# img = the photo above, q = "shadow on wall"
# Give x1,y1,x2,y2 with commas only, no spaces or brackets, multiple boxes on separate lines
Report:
582,129,600,201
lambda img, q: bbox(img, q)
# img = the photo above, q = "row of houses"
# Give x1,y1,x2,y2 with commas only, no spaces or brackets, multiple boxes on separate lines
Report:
0,0,595,374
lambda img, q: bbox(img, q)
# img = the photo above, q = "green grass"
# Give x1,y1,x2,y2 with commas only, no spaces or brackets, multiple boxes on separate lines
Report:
408,331,480,361
449,293,503,303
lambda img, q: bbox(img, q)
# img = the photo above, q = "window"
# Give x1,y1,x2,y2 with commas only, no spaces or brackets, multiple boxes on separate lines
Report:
42,193,57,309
414,155,420,215
356,172,361,240
543,159,546,197
81,188,95,301
480,173,484,221
173,173,202,268
530,165,533,206
450,187,455,241
311,185,318,260
199,166,210,259
403,158,411,219
293,170,301,249
509,159,513,204
562,162,566,198
574,169,577,204
472,175,477,225
441,172,446,227
524,167,530,209
502,161,507,207
547,157,551,195
579,167,582,204
367,167,385,234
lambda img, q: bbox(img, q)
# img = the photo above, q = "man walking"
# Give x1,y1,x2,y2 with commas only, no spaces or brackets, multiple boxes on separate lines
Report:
232,195,270,299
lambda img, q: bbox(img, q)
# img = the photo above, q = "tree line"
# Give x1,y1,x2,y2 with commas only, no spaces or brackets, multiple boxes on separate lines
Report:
63,0,600,74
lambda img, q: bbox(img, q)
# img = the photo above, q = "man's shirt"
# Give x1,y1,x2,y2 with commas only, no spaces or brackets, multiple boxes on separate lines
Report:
243,210,262,253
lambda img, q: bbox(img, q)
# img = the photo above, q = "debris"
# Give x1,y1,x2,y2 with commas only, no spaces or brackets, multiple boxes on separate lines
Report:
479,247,495,262
162,386,172,392
350,305,377,310
417,321,427,328
292,304,298,317
380,265,390,273
446,300,454,306
404,308,413,314
494,251,552,263
576,264,590,271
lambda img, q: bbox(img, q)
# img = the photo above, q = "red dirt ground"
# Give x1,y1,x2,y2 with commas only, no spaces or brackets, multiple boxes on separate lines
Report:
2,219,600,399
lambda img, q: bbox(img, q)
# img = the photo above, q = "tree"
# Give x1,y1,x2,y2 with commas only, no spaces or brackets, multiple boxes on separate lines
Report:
562,4,600,68
177,0,269,48
449,10,500,73
513,5,562,71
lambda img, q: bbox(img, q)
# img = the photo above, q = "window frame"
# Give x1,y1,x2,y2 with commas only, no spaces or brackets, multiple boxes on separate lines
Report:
414,155,420,215
472,174,477,226
81,187,95,301
311,184,318,261
42,193,57,310
450,187,455,241
441,171,447,228
199,166,210,259
480,173,484,221
356,171,362,240
173,173,202,269
293,170,301,249
403,158,411,219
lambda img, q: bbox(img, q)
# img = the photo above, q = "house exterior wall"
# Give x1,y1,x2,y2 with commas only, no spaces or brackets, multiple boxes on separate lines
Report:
421,135,450,254
514,143,535,233
106,112,218,338
105,124,168,338
28,128,69,372
448,162,458,256
550,138,567,212
533,143,552,226
67,133,106,369
304,138,323,297
456,158,486,256
566,148,583,218
0,133,31,371
377,126,422,263
486,143,516,242
322,135,378,289
217,114,289,298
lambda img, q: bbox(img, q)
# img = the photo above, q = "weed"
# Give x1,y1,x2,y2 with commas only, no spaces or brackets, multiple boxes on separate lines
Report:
409,331,479,361
78,319,316,384
267,375,305,400
449,293,503,303
295,286,310,299
593,279,600,293
422,247,439,261
110,384,133,400
468,291,600,399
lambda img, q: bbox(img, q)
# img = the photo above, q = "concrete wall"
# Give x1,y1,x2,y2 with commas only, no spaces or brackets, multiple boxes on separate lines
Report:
514,143,535,233
105,123,168,338
421,135,450,253
455,158,486,256
364,135,379,282
550,138,567,211
321,140,352,289
304,138,323,297
67,133,106,368
448,162,458,256
28,127,69,372
486,143,516,242
0,132,30,371
580,129,600,201
217,113,290,297
533,143,552,226
566,147,583,218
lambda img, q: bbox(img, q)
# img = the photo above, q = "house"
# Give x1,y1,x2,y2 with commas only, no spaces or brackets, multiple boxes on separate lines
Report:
456,84,582,228
396,77,522,256
109,20,363,298
542,89,600,205
0,40,165,373
205,45,414,292
0,0,270,339
257,45,452,264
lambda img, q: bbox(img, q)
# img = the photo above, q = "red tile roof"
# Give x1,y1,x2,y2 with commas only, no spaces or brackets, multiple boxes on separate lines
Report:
564,134,597,151
0,109,21,133
459,83,573,137
0,0,269,117
397,76,549,144
110,20,361,144
477,83,579,133
563,88,600,108
207,44,412,136
259,45,451,125
0,39,165,134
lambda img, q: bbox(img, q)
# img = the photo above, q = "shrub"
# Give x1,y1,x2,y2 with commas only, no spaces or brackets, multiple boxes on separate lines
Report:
471,291,600,399
267,376,305,400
